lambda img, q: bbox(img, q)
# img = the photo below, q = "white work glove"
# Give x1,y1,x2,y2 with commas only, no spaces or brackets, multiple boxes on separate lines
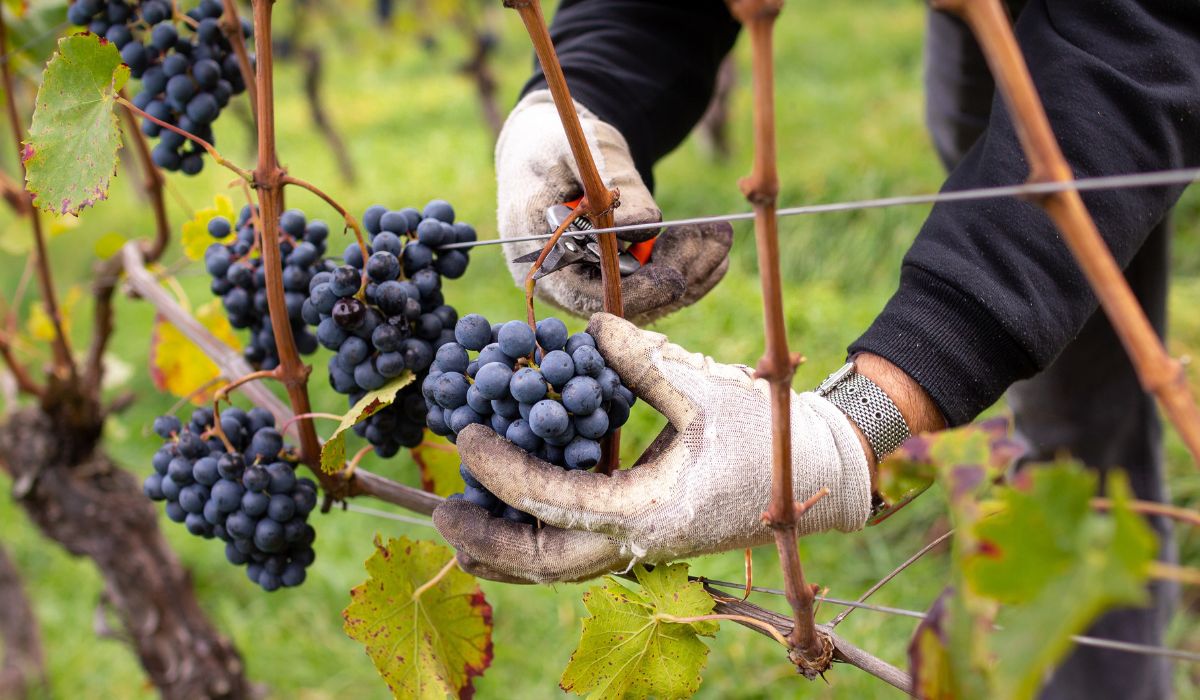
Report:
433,313,872,584
496,90,733,325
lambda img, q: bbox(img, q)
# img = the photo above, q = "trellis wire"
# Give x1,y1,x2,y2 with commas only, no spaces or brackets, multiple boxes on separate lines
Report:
702,578,1200,664
439,166,1200,250
339,503,437,529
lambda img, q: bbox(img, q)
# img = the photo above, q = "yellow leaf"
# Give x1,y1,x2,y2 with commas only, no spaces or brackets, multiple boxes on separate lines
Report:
93,231,128,259
150,299,242,403
26,285,81,343
181,194,237,261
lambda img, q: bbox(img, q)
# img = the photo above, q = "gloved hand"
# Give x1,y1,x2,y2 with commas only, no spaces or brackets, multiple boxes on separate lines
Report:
433,313,872,584
496,90,733,325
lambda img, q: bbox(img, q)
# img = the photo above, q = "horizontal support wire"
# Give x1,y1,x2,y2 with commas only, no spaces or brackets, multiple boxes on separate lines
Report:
701,578,1200,664
439,166,1200,251
339,503,437,529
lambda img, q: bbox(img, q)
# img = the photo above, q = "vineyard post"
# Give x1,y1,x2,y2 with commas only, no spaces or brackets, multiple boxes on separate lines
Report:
724,0,830,674
933,0,1200,464
503,0,624,474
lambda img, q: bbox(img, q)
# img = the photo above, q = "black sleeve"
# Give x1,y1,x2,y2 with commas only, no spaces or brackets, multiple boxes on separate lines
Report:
849,0,1200,426
520,0,741,190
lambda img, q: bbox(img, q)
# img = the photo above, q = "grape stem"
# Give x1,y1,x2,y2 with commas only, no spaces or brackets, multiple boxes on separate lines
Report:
219,0,258,125
278,412,344,436
505,0,623,476
210,368,282,452
523,196,586,337
115,96,253,181
411,556,458,600
279,174,369,292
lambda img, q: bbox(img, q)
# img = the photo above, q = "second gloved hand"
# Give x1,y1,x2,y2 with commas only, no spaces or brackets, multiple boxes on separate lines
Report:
496,91,733,325
433,313,872,584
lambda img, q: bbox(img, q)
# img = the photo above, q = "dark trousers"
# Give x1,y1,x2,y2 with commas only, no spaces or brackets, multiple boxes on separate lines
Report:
925,7,1176,699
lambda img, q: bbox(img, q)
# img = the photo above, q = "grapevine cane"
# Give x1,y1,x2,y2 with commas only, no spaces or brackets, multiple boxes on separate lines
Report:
247,0,337,497
724,0,831,675
934,0,1200,466
0,9,74,382
503,0,623,474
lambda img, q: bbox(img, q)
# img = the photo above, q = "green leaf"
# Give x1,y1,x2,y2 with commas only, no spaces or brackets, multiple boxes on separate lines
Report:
561,564,716,699
966,464,1156,699
908,589,955,700
93,231,128,259
413,434,462,497
320,372,414,473
25,34,129,215
343,536,493,699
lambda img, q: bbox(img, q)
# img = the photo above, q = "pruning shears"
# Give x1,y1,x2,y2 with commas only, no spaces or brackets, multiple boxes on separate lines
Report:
511,197,659,280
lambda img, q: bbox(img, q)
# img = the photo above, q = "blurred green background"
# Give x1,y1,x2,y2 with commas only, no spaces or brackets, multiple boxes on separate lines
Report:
2,0,1200,697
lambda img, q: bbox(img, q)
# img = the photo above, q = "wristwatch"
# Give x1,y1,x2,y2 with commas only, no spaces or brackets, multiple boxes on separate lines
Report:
816,361,910,462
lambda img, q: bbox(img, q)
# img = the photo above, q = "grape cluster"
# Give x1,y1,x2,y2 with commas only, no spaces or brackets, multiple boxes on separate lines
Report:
306,199,476,457
143,408,317,592
426,314,634,522
205,205,328,370
67,0,251,175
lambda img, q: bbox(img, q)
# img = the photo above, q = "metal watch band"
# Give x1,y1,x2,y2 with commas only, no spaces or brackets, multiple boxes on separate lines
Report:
816,362,911,461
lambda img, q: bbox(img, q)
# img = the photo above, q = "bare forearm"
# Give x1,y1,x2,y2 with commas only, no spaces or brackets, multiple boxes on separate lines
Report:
849,352,946,472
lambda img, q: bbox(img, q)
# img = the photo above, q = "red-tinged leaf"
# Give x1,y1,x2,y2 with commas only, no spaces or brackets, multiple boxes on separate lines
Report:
412,433,462,497
343,536,493,699
909,588,954,700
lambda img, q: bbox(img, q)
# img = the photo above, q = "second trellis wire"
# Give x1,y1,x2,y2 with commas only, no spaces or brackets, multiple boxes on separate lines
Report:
439,166,1200,250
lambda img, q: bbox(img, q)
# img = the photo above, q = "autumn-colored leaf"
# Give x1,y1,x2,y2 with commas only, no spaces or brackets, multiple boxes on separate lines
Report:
24,34,128,215
181,194,237,260
413,433,462,497
343,536,493,699
320,373,414,473
150,299,241,403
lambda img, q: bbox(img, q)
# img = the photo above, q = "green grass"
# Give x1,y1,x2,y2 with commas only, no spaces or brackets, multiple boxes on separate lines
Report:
1,0,1199,698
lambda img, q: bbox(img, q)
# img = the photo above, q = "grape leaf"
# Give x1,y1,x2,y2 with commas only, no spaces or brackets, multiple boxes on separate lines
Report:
320,373,414,473
25,285,81,344
343,536,493,700
967,464,1155,700
413,434,462,497
181,194,237,260
561,563,716,699
149,300,242,403
24,34,129,215
908,589,955,700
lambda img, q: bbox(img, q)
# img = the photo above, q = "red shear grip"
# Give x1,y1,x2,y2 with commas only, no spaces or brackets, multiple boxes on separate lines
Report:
626,238,657,264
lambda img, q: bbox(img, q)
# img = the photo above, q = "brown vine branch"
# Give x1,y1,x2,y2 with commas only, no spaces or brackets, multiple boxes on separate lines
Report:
299,47,356,182
85,95,174,395
504,0,624,475
454,11,503,138
0,543,45,698
0,10,74,381
0,168,30,215
220,0,258,125
0,330,42,398
933,0,1200,465
120,242,442,515
706,587,915,695
247,0,335,499
115,96,253,181
1093,497,1200,527
724,0,826,675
